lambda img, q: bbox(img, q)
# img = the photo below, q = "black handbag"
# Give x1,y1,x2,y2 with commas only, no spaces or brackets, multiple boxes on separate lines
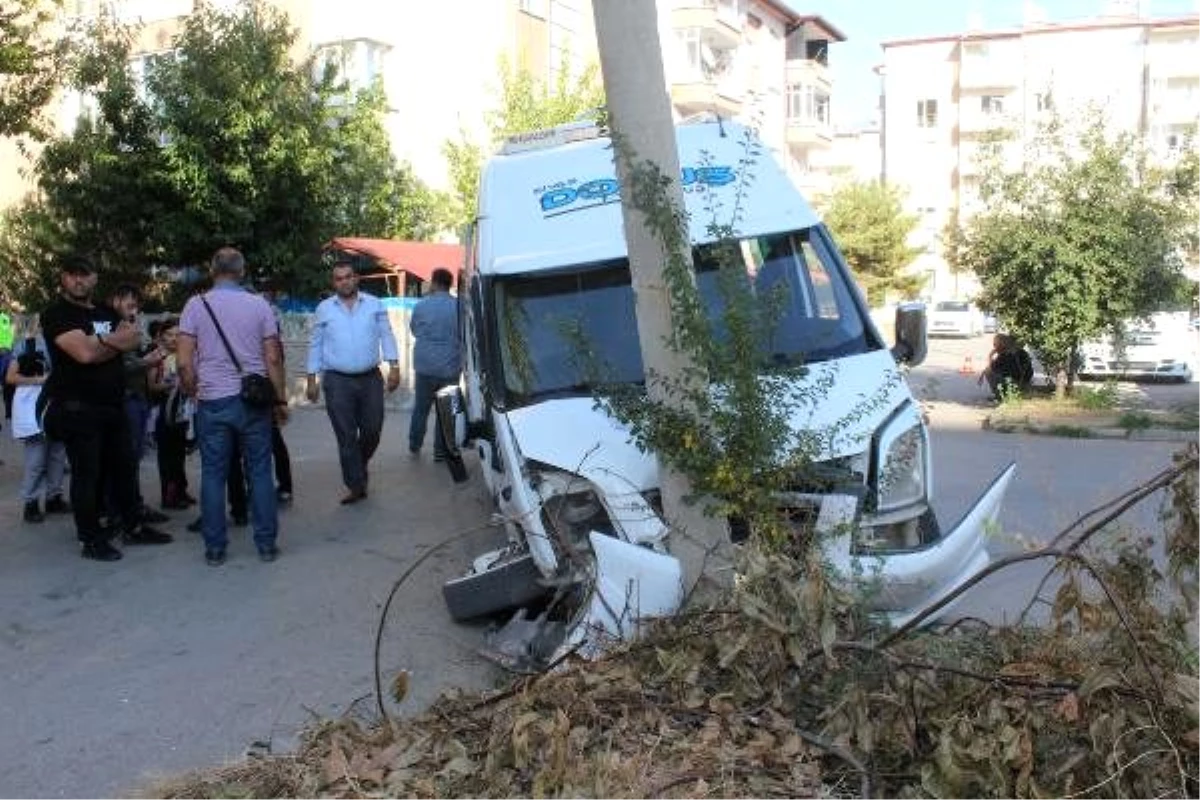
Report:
200,297,277,409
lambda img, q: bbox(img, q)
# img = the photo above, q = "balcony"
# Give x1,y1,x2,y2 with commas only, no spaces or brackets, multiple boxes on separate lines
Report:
958,109,1018,136
785,119,833,150
785,59,831,93
671,2,742,50
958,58,1021,91
671,76,744,117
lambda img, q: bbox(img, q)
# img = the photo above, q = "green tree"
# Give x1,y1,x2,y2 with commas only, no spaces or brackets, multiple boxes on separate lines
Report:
0,0,72,140
0,0,447,306
442,55,605,229
821,180,923,306
961,113,1198,392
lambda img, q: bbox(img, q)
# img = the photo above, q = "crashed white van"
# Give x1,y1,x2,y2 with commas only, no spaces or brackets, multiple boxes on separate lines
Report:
436,118,1014,664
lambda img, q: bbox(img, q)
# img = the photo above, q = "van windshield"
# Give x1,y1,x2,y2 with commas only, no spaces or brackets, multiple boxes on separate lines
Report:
493,226,873,406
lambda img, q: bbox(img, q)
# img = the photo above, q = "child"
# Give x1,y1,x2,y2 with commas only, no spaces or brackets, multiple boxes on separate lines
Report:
5,327,69,523
149,317,195,510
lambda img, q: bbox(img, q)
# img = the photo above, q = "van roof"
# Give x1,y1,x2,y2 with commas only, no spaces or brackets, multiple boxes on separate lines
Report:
477,120,821,276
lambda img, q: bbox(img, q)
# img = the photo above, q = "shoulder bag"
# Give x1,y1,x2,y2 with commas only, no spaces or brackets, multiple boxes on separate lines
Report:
200,296,277,409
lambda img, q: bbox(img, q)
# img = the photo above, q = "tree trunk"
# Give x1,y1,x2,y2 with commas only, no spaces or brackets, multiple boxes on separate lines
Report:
592,0,733,598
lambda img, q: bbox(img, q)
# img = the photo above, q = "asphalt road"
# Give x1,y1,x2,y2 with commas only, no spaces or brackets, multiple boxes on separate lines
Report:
0,340,1194,798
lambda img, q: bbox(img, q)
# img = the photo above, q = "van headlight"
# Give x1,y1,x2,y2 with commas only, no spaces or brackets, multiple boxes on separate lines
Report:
872,408,928,514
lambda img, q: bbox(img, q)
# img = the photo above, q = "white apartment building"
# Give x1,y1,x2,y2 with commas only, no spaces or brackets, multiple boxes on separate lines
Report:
659,3,845,196
5,1,850,217
881,11,1200,302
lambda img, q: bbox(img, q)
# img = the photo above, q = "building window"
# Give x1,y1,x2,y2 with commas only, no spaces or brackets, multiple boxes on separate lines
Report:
678,27,702,76
314,39,390,97
917,98,938,128
1035,91,1053,112
787,84,829,125
981,95,1005,115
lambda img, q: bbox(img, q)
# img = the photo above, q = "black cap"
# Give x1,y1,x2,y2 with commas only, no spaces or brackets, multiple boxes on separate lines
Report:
59,255,97,275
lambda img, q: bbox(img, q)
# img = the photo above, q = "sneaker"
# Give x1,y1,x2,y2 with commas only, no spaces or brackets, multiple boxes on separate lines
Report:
44,495,71,514
276,489,293,505
205,549,226,567
123,525,174,545
23,500,45,524
82,540,123,562
140,506,171,524
258,545,280,563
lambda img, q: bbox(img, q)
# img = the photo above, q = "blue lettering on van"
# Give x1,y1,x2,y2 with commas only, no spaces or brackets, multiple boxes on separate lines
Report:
539,165,736,216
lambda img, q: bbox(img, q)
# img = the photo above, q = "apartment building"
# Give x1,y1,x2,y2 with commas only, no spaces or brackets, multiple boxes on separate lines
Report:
1,0,595,206
5,1,850,216
659,2,845,196
880,11,1200,302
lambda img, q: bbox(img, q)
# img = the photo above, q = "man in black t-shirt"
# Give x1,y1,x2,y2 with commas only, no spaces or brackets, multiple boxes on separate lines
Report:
40,255,173,562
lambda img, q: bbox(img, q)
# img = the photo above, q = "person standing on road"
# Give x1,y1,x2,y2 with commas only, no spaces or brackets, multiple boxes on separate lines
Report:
107,283,171,524
177,247,288,566
5,324,70,523
305,261,400,505
39,255,173,561
408,268,461,462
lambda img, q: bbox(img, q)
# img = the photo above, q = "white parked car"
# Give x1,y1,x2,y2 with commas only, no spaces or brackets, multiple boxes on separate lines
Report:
928,300,986,338
1078,312,1196,383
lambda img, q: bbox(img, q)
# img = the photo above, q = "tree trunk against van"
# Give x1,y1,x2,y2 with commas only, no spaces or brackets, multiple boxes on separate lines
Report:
592,0,733,598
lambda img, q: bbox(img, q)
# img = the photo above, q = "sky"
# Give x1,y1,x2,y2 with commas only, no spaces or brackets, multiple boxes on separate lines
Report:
784,0,1200,128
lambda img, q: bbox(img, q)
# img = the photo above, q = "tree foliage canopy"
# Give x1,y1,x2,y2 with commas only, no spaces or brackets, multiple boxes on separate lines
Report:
0,0,72,141
960,114,1198,386
442,56,605,230
0,0,448,309
821,180,923,306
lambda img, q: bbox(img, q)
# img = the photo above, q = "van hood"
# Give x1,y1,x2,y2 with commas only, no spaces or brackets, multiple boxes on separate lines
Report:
506,349,913,490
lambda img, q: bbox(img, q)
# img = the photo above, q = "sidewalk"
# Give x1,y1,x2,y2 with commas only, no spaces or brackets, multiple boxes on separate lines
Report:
0,406,504,798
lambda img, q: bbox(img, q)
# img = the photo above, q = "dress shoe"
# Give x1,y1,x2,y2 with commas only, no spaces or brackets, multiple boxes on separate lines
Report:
205,549,226,567
258,545,280,563
23,500,45,524
123,525,173,545
182,493,198,506
44,495,71,514
186,517,202,533
339,488,367,505
82,540,123,562
139,506,171,524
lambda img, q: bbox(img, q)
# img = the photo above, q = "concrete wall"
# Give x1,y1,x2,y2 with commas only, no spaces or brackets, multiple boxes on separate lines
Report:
279,309,419,413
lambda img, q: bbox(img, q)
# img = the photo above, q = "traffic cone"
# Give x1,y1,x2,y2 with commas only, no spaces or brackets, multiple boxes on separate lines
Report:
959,354,974,375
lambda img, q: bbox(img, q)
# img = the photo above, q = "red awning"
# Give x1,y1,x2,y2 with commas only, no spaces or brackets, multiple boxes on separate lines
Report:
325,238,463,283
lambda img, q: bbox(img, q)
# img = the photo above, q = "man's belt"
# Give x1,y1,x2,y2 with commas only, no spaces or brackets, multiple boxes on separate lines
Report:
325,367,380,379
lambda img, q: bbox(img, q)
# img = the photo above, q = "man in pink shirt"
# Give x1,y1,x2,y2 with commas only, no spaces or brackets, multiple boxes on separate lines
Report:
177,247,289,566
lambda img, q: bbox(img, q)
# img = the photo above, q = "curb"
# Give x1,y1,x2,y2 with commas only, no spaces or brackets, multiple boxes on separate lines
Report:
983,415,1198,442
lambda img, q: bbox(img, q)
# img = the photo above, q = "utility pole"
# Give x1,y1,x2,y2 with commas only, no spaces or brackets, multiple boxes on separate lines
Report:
592,0,732,598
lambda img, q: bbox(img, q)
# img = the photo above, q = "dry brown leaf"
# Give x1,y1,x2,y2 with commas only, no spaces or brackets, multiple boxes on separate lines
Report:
321,743,350,789
1055,692,1080,723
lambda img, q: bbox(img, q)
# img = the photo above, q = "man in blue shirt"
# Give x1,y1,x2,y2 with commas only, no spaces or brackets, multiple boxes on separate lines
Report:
408,268,461,462
305,262,400,504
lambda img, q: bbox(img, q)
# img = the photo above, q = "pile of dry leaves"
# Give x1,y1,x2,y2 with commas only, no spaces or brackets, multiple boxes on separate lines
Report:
151,445,1198,799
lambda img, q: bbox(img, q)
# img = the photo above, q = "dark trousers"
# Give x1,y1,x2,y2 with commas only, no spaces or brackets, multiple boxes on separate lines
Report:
155,420,190,506
409,373,457,458
272,423,292,494
322,370,384,493
44,400,138,544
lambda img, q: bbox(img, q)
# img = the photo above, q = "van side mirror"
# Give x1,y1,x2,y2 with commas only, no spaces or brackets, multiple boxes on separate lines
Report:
434,385,470,483
891,302,928,367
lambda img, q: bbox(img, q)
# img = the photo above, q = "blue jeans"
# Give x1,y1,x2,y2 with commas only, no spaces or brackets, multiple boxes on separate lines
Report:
408,373,457,457
196,396,277,553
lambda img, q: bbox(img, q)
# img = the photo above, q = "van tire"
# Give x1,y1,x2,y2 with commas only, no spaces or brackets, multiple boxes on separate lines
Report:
443,549,549,621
